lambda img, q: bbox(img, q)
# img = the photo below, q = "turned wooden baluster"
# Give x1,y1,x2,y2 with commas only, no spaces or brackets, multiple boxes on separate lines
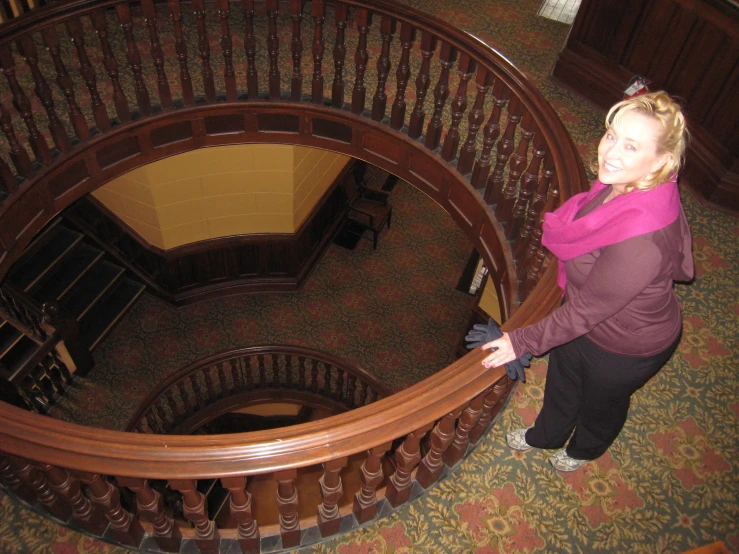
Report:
170,479,220,553
473,79,509,196
141,0,172,109
371,15,396,121
458,66,493,175
116,4,152,116
65,18,110,131
168,0,194,105
217,0,237,101
347,373,357,407
165,387,185,419
442,53,476,162
509,125,545,241
0,44,51,163
425,42,457,150
310,0,326,104
90,10,131,122
275,469,300,548
317,457,348,537
390,21,416,130
515,152,554,267
351,9,372,115
221,476,259,553
218,361,229,396
242,0,258,100
191,373,207,409
16,35,70,152
284,354,293,388
331,2,348,107
498,109,536,233
243,356,255,390
443,391,486,467
521,187,558,298
354,442,390,523
470,379,511,445
265,0,280,100
153,402,170,432
192,0,216,102
334,367,345,401
310,358,319,392
416,407,464,488
0,156,17,195
258,354,267,388
0,455,35,505
75,471,144,548
486,95,522,207
40,464,108,535
271,352,280,386
204,365,217,400
0,96,33,177
386,423,433,507
408,30,437,139
298,355,307,389
289,0,303,101
9,456,71,521
118,476,182,552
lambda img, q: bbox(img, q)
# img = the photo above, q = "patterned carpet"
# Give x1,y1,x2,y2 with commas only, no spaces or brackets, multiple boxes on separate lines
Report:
1,0,738,552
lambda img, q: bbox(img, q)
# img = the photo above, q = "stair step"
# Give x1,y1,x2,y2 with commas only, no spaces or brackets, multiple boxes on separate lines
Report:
0,334,39,382
79,277,146,350
9,224,83,292
60,260,125,320
28,243,105,303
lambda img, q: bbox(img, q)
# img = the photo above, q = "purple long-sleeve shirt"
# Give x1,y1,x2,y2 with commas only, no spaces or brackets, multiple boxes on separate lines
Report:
509,187,694,358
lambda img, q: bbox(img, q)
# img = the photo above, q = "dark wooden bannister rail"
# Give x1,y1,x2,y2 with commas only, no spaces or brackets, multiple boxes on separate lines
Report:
0,0,587,551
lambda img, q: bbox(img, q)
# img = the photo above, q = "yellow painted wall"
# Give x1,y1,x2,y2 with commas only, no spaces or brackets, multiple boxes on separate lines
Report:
92,145,350,250
478,275,502,323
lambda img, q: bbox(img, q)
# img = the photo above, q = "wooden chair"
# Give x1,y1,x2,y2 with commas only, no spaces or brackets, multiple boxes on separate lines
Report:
343,163,393,250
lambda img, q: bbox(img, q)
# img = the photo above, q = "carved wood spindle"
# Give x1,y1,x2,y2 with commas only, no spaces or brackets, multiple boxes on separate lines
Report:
165,387,185,419
271,352,280,386
386,424,433,507
408,30,437,139
90,10,131,122
168,0,194,105
243,356,255,390
192,0,216,102
15,35,70,151
258,354,267,388
486,95,522,207
497,108,535,233
0,96,33,177
310,358,319,392
275,469,300,548
351,9,372,115
40,464,108,535
509,121,544,241
458,67,493,175
0,44,51,163
153,402,170,432
216,0,237,101
242,0,258,100
353,442,391,523
0,156,18,195
221,476,259,553
265,0,281,100
298,355,306,390
473,79,509,195
347,373,357,407
0,455,35,505
442,53,476,161
118,477,182,552
169,479,220,553
289,0,303,101
204,365,217,400
331,2,348,107
141,0,172,109
318,457,348,537
75,472,144,547
371,15,396,121
190,373,207,409
515,153,553,267
425,41,457,150
310,0,326,104
116,4,152,116
416,407,464,488
218,362,229,396
390,21,416,130
334,367,345,401
470,379,511,445
284,354,293,388
9,456,72,521
522,187,558,298
64,18,110,131
443,391,486,467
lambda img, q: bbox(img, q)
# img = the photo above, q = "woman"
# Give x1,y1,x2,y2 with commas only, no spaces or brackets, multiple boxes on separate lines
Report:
481,91,694,472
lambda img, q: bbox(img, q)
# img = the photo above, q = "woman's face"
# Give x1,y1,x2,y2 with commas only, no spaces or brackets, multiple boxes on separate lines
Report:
597,110,670,193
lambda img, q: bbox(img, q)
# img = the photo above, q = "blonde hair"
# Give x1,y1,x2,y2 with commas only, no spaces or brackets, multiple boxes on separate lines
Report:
602,91,689,192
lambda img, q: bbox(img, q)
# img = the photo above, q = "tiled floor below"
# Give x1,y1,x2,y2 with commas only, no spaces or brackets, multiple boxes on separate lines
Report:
537,0,581,24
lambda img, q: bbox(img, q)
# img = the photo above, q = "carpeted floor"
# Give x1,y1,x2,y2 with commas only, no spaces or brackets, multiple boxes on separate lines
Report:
1,0,737,552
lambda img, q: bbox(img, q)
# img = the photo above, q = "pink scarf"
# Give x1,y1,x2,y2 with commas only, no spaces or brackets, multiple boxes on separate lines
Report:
542,179,681,289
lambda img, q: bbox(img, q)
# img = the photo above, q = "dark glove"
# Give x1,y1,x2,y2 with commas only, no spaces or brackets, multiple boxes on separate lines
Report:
465,318,532,382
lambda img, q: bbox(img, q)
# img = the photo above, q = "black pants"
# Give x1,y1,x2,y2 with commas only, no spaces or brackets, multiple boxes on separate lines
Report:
524,333,680,460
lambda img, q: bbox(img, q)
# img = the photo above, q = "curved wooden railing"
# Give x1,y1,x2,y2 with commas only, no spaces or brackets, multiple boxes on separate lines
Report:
0,0,587,552
125,345,394,434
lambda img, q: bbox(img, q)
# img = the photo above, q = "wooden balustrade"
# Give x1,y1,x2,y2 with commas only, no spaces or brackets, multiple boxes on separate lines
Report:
0,0,587,551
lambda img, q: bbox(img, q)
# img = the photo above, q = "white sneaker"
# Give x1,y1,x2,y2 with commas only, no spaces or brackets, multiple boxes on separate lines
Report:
549,449,588,472
506,428,534,452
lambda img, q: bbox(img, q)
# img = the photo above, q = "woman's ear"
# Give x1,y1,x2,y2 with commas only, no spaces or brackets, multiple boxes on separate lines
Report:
651,152,673,173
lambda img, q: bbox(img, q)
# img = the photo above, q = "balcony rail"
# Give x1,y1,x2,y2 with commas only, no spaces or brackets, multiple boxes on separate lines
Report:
0,0,587,552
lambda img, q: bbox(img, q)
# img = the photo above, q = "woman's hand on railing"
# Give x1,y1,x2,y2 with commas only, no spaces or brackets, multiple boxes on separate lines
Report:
481,333,516,369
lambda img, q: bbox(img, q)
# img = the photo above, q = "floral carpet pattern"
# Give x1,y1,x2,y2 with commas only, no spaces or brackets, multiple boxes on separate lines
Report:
1,0,738,552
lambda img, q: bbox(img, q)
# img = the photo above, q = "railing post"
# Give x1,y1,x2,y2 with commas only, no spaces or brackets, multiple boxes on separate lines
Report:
169,479,220,553
470,378,511,445
275,469,300,548
221,476,260,553
386,423,433,507
40,464,108,535
353,442,391,523
443,391,486,467
317,457,348,537
0,455,36,505
8,456,72,521
117,476,182,553
416,407,464,488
